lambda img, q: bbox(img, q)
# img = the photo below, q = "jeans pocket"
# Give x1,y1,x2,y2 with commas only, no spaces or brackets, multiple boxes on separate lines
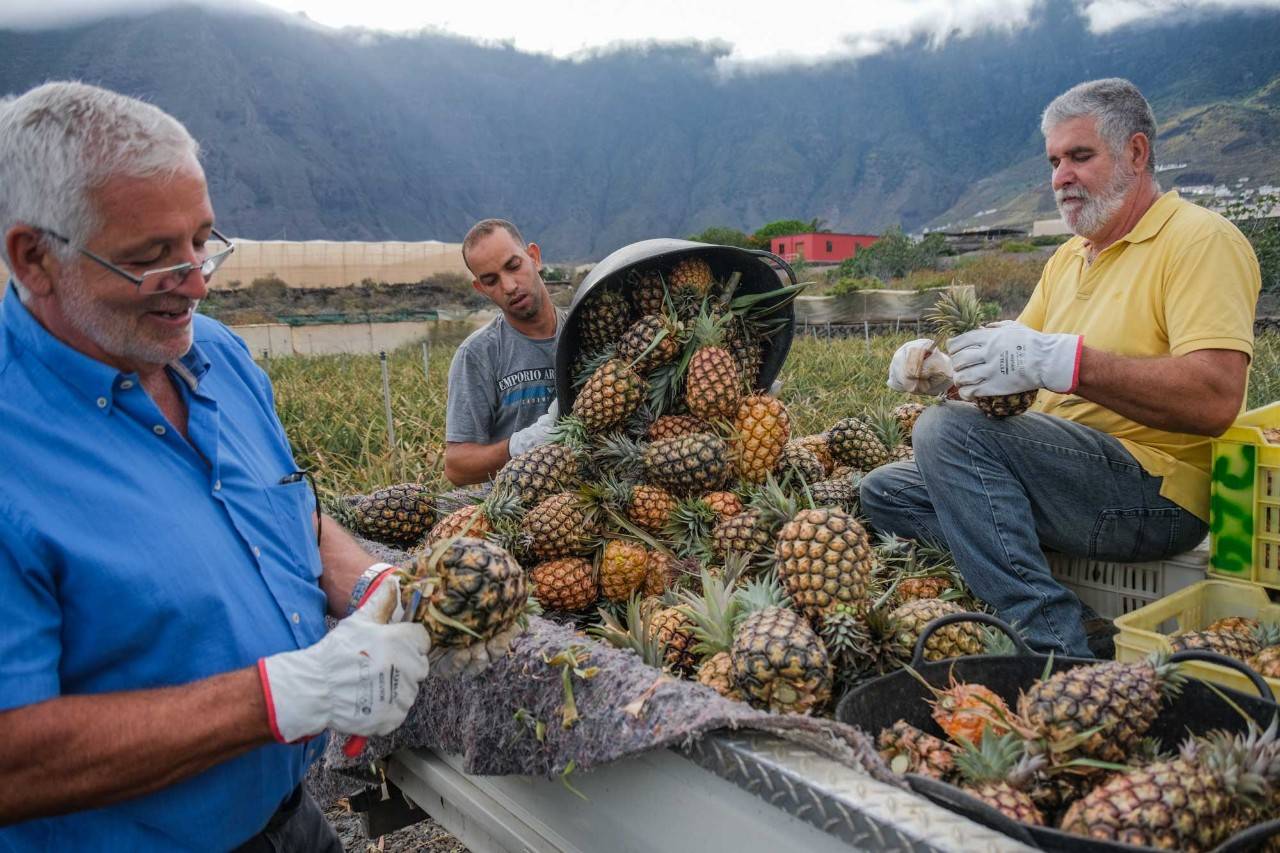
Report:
1088,507,1184,562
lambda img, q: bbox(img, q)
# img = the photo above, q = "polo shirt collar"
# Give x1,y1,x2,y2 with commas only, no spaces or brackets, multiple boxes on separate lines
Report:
1073,189,1182,260
3,279,211,403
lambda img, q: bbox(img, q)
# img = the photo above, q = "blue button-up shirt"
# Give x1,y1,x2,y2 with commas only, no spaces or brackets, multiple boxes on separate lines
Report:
0,284,329,851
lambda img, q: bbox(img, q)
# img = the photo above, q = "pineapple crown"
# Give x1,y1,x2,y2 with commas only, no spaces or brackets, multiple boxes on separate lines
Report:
591,432,646,480
746,475,802,530
674,565,744,655
733,569,792,616
664,497,716,562
688,303,730,350
572,346,618,388
1142,650,1189,700
548,415,591,453
953,731,1045,787
924,287,986,340
589,594,667,670
864,405,905,450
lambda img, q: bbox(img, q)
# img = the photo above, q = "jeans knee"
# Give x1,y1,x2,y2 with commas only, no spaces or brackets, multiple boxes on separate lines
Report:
912,401,978,461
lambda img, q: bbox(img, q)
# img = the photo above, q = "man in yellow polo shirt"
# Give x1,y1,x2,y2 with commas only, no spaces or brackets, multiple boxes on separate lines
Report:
861,78,1261,658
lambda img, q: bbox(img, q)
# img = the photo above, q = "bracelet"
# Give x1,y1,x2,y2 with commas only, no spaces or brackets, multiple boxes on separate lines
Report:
347,562,396,615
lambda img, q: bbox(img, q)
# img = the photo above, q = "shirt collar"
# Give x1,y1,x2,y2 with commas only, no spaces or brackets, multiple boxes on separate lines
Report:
3,279,210,402
1072,189,1182,260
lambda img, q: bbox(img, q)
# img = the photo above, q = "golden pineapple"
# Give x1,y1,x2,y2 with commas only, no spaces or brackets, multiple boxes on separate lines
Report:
927,289,1037,419
351,483,436,547
668,255,716,295
628,483,678,533
642,550,675,596
429,502,491,542
599,538,651,602
877,720,957,780
627,267,667,317
494,439,582,507
647,414,710,441
577,288,633,356
892,402,927,446
650,606,699,672
1247,644,1280,677
643,432,730,494
1170,623,1279,660
895,576,953,602
617,312,684,375
572,358,644,433
400,536,527,649
794,433,835,475
774,441,826,485
732,394,791,483
731,604,833,715
684,311,740,420
700,490,743,519
773,508,875,624
524,491,602,560
828,417,890,471
888,598,983,661
697,651,742,699
712,480,797,560
1205,616,1260,635
952,732,1046,826
530,557,598,611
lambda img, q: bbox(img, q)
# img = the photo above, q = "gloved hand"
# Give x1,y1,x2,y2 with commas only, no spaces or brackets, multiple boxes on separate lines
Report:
948,323,1082,398
888,338,955,396
430,622,521,679
258,576,431,743
508,399,559,458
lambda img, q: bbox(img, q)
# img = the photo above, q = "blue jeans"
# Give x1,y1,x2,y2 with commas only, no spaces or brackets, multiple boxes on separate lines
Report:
859,402,1207,657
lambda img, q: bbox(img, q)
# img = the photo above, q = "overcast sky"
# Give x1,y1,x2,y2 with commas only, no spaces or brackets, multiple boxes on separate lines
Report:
3,0,1279,66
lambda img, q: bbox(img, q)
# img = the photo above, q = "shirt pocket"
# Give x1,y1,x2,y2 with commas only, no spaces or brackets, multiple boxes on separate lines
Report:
268,478,323,580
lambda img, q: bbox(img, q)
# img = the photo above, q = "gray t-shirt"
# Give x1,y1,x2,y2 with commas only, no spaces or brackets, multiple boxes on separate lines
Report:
445,309,564,444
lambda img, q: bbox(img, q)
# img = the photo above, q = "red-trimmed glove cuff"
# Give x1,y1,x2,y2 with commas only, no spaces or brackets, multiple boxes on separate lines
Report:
257,658,288,744
347,563,397,616
1068,336,1084,393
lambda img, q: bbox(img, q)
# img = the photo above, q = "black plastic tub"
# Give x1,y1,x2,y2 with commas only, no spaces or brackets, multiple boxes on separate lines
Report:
835,612,1280,852
554,238,797,412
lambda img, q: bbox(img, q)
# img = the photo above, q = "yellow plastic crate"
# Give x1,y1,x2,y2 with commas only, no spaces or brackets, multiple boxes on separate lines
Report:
1113,579,1280,696
1210,401,1280,589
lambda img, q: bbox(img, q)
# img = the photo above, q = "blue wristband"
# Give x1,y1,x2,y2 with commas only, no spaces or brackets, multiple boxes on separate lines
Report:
347,562,395,616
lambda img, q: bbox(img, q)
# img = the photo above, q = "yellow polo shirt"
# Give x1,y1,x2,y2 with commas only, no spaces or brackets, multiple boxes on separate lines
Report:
1018,190,1261,521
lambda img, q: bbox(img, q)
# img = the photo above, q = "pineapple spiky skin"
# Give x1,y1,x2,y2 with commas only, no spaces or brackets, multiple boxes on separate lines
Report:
697,651,743,700
713,509,774,559
351,483,436,547
1248,644,1280,677
805,476,861,513
627,483,678,533
647,414,711,441
572,358,644,433
775,441,826,486
974,392,1038,419
795,433,836,475
828,417,890,471
642,550,675,597
685,346,740,420
731,606,833,715
892,403,927,446
617,313,683,374
896,576,953,603
877,720,957,780
668,256,716,295
1170,629,1264,660
629,268,667,317
494,443,581,507
530,557,598,611
1018,655,1185,764
650,606,699,672
1205,616,1261,636
643,433,729,494
599,539,650,602
524,492,601,560
429,503,492,543
889,599,984,661
773,508,875,624
700,490,743,519
578,289,633,356
401,536,526,649
732,394,791,483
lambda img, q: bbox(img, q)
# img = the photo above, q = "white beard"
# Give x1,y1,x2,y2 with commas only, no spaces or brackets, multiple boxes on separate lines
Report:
58,265,196,368
1056,161,1136,239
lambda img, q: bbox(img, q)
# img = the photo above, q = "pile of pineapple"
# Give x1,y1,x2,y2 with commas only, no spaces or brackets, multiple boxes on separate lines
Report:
1169,616,1280,679
877,655,1280,850
348,252,1009,717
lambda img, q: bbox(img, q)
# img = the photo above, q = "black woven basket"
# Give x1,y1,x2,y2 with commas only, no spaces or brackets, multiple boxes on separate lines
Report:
554,238,797,412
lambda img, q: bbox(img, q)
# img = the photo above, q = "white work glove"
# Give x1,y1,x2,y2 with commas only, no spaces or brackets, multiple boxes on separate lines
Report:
258,576,431,743
949,323,1082,399
508,399,559,458
430,622,521,679
888,338,955,396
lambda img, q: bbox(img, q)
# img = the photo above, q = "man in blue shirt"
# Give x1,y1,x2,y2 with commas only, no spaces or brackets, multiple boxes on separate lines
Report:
0,83,442,850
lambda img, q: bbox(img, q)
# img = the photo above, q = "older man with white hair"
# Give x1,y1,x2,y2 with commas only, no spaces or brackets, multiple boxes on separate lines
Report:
0,82,468,850
861,78,1261,658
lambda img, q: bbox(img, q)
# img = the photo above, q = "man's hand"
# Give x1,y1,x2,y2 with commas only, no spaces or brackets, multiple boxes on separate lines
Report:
508,400,559,458
258,577,430,743
949,323,1082,398
888,338,955,396
431,623,521,678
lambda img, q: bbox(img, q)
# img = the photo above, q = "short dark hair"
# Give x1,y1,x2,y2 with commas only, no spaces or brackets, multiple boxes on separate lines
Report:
462,218,526,270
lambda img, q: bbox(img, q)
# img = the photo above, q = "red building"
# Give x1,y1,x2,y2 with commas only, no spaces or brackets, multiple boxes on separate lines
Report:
771,232,878,263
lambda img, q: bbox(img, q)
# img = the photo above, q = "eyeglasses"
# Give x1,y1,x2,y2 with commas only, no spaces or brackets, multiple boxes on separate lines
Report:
41,227,236,295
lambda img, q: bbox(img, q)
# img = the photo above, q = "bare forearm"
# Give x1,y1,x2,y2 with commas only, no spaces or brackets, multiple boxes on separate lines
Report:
0,668,271,825
317,513,380,617
1076,347,1245,435
443,440,510,486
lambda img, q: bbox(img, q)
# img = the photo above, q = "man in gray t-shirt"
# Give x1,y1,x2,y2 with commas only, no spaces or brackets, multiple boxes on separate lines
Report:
444,219,563,485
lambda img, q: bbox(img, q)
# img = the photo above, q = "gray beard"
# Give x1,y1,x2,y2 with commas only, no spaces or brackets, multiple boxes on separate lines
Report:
1056,163,1135,239
58,266,195,368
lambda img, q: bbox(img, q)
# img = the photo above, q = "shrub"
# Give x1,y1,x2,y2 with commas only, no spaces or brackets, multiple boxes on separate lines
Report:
951,253,1043,317
1031,234,1070,246
829,276,882,296
250,274,289,300
1000,240,1037,253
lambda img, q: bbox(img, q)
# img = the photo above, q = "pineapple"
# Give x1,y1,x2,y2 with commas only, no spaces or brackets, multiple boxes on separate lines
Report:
599,538,651,602
524,491,602,560
1170,623,1280,660
647,414,710,441
730,573,833,715
351,483,436,547
866,405,911,464
399,536,527,649
828,417,890,471
892,402,927,446
731,394,791,483
590,595,666,670
772,507,876,624
627,267,668,317
927,289,1037,419
805,473,862,514
617,312,684,375
642,550,675,597
649,605,699,672
643,433,730,494
774,441,826,486
684,310,741,421
700,490,743,519
952,732,1046,826
577,288,633,356
601,476,678,534
889,599,984,661
494,421,585,506
794,433,836,475
572,358,644,433
1015,653,1186,764
697,652,740,699
712,479,797,561
530,557,598,611
877,720,957,780
896,575,953,602
427,485,523,545
1205,616,1261,635
929,677,1013,745
1247,644,1280,677
819,603,875,691
668,255,716,296
676,564,747,700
